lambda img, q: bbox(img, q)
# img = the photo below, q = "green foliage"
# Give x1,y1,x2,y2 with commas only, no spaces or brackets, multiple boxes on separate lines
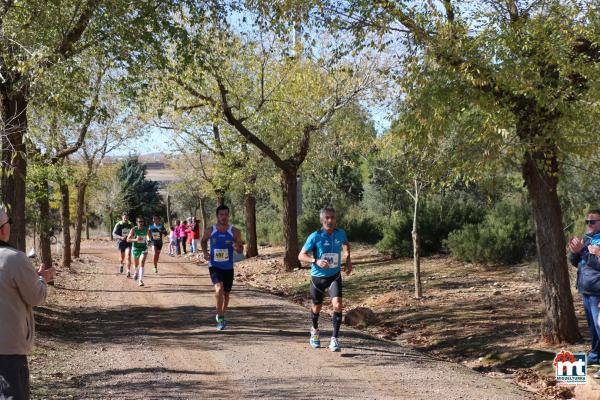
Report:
446,199,536,264
116,157,164,219
376,193,486,257
341,212,383,244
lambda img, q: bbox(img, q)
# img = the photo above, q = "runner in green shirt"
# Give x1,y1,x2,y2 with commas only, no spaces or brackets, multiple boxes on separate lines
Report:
126,217,149,287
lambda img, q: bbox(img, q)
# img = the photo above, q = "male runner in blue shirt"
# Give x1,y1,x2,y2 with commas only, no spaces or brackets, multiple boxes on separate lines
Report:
200,205,244,330
298,206,352,351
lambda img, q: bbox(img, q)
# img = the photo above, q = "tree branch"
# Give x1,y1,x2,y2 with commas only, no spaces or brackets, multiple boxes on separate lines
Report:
215,76,286,170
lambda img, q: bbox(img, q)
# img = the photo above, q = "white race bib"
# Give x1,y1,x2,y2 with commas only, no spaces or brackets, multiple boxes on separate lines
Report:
152,232,161,240
122,228,130,237
322,253,339,269
214,248,230,262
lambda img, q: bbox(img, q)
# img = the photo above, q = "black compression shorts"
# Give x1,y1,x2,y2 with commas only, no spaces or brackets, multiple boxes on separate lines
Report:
310,273,342,305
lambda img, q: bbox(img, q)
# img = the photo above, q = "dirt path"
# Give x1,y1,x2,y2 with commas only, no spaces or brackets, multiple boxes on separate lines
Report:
33,242,541,399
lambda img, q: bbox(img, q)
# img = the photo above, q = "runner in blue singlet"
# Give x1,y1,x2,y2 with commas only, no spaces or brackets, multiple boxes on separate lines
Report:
200,205,244,330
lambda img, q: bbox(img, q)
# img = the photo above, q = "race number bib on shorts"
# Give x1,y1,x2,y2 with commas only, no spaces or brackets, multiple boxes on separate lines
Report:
122,228,130,237
152,232,161,240
213,249,230,262
322,253,339,269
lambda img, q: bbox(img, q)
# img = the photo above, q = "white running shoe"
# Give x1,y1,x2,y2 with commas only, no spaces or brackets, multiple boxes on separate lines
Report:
329,337,340,352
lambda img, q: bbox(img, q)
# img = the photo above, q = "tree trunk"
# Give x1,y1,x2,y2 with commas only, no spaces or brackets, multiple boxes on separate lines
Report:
108,210,114,240
72,182,87,258
59,182,72,268
85,203,90,240
216,190,225,207
36,178,53,269
244,192,258,258
412,180,422,299
200,197,208,232
281,168,301,271
520,130,580,343
1,85,28,251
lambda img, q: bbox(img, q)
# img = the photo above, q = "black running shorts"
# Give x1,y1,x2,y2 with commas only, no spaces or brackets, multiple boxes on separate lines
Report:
117,240,132,252
209,267,234,292
310,273,342,305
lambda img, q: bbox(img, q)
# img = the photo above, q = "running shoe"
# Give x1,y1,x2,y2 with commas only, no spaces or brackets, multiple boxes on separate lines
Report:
594,370,600,379
139,280,144,287
153,266,158,274
133,271,138,281
126,270,131,278
216,317,225,331
310,327,321,348
329,337,340,352
119,264,123,274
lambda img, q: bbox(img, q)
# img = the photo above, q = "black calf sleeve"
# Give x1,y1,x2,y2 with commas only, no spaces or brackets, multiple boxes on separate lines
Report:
311,311,320,329
332,312,342,338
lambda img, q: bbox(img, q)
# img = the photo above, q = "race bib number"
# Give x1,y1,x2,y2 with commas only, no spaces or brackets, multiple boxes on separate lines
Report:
322,253,339,269
152,232,161,240
214,249,230,262
121,228,130,237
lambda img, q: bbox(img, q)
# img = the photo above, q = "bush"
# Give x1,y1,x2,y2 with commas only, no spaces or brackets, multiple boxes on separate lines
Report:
376,213,413,257
298,212,321,241
341,214,383,244
445,199,535,264
376,196,485,257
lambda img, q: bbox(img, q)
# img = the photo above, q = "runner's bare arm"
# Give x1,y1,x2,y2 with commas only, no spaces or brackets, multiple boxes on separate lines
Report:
126,228,136,243
299,248,329,267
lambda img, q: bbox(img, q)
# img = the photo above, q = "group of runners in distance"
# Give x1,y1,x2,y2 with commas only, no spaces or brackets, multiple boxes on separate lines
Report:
112,205,351,351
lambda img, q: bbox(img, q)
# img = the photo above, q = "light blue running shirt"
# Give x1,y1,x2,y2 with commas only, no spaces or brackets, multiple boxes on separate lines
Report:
302,228,348,278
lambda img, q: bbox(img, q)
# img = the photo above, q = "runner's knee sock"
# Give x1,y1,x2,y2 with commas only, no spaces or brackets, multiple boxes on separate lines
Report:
139,267,144,282
311,311,319,329
332,312,342,338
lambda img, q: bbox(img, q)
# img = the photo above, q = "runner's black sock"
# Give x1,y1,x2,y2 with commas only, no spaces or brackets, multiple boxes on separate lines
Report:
311,311,319,329
332,312,342,338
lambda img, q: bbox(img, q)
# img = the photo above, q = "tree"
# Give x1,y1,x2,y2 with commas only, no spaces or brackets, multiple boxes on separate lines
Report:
26,60,105,268
155,14,378,270
88,163,127,239
0,0,194,250
312,0,600,343
116,157,165,220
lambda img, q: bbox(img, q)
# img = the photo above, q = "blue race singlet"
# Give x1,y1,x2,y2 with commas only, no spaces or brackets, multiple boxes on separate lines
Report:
209,225,235,270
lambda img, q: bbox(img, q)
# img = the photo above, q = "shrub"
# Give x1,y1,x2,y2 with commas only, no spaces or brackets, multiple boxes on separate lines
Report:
341,214,383,244
445,199,535,264
376,212,413,257
375,193,487,257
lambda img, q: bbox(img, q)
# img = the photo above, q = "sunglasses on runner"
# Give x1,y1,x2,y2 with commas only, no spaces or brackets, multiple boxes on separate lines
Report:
0,217,12,229
586,220,599,225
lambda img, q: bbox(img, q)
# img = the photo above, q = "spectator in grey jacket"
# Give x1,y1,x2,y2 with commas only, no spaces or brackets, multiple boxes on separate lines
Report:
0,209,54,400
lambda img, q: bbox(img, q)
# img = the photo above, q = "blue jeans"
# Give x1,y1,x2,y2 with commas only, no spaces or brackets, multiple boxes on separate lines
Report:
582,294,600,364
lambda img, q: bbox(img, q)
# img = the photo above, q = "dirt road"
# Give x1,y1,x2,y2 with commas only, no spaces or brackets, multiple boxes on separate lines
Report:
33,243,540,399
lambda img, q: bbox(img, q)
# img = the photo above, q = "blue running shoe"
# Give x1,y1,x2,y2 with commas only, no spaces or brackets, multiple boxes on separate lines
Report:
310,327,320,348
216,316,226,331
